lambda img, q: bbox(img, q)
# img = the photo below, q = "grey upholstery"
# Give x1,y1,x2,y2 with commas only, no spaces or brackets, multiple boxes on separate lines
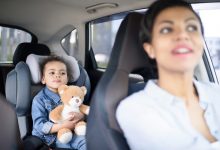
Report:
6,62,33,139
6,62,32,115
0,94,23,150
6,42,51,139
5,43,51,150
87,12,155,149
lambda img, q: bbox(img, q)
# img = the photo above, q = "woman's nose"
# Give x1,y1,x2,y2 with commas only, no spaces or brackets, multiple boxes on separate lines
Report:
175,28,189,41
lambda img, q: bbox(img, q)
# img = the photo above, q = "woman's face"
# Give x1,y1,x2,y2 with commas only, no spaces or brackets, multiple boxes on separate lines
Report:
143,7,203,74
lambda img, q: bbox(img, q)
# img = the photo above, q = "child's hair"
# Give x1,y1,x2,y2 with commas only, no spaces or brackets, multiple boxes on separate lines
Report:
139,0,204,44
40,56,70,79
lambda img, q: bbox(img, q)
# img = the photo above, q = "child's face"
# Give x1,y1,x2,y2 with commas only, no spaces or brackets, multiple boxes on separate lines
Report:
41,61,68,93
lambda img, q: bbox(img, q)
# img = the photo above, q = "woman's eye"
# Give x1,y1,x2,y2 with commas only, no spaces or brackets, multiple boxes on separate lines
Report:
187,25,197,32
160,27,172,34
49,72,55,75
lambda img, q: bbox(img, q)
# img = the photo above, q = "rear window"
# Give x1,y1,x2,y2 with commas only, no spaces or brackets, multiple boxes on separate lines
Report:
0,26,31,63
61,29,79,57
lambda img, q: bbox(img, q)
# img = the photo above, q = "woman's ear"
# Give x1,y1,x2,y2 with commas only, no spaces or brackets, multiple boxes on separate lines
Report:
143,42,155,59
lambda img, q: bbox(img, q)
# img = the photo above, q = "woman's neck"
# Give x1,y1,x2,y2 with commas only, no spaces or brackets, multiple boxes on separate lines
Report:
157,71,197,103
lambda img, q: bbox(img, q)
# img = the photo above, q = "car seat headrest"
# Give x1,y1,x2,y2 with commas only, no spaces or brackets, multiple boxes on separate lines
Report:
26,54,80,84
13,42,50,65
107,13,150,73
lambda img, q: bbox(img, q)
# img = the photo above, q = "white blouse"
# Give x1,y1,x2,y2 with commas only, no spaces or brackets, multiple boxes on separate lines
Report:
116,80,220,150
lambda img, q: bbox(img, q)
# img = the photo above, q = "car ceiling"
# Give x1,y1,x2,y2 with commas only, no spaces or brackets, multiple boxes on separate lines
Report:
0,0,155,42
0,0,219,42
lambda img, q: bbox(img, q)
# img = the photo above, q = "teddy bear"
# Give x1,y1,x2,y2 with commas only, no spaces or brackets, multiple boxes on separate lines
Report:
49,85,90,144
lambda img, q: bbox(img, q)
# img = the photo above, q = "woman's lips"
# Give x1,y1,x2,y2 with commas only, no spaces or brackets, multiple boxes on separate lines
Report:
172,48,192,54
172,45,193,56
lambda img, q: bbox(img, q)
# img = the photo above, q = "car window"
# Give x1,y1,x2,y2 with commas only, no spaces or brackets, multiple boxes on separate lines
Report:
193,3,220,81
89,13,128,69
88,3,220,82
0,26,31,63
61,29,78,56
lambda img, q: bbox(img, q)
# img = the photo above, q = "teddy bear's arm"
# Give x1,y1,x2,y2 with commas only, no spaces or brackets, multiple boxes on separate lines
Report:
49,105,64,123
79,104,90,115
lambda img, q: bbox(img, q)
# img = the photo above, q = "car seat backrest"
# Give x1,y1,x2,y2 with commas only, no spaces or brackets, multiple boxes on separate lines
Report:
87,12,156,150
6,43,50,114
5,43,50,140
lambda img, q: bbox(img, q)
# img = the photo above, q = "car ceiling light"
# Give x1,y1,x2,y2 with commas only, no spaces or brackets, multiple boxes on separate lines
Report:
86,3,118,14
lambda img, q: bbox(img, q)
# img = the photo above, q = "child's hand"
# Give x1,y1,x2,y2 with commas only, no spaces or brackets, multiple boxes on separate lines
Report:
61,119,78,130
50,112,85,133
68,112,84,122
59,112,84,131
50,118,79,133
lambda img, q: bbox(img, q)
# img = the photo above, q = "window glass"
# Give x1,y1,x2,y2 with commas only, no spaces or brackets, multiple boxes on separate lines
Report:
91,19,122,68
89,10,145,69
193,3,220,81
0,27,31,63
61,29,78,56
90,14,128,68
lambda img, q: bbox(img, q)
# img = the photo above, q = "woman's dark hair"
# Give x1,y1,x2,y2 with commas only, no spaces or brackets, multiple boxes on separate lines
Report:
40,56,70,79
139,0,204,44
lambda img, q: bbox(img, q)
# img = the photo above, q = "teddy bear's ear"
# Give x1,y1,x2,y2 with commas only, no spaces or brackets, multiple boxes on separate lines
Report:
58,85,68,95
81,86,87,95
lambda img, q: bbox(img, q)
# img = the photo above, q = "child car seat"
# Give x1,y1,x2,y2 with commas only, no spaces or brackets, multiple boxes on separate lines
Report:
5,42,91,149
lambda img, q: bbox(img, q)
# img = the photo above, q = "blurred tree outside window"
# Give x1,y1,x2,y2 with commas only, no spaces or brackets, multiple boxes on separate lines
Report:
193,3,220,81
90,16,123,69
0,27,31,63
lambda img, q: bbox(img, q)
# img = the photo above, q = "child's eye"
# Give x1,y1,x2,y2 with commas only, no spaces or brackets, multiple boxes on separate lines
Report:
61,72,66,75
187,25,198,32
160,27,172,34
49,72,55,75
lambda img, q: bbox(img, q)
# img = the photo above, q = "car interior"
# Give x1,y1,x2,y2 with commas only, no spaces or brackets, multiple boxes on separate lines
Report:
0,0,220,149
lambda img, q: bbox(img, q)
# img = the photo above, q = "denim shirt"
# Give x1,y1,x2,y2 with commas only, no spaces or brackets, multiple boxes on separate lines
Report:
32,87,62,145
117,80,220,150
